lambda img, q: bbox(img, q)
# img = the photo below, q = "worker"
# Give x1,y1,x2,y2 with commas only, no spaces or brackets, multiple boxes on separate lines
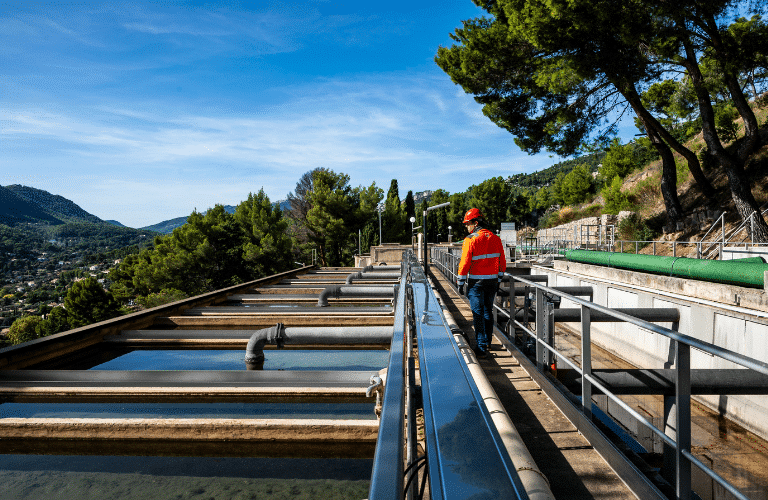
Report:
457,208,506,359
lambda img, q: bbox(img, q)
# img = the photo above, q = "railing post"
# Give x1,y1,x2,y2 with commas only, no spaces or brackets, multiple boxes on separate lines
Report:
544,297,555,369
581,305,592,420
508,276,515,339
535,288,545,370
653,241,656,256
676,341,692,500
673,241,677,257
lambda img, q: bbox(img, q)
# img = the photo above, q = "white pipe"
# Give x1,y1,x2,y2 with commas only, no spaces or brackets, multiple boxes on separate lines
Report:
428,279,555,500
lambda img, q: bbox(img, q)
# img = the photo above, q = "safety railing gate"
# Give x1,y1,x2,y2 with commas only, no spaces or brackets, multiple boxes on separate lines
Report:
430,247,768,500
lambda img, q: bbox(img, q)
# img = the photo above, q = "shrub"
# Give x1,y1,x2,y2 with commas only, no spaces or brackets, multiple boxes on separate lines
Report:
603,176,631,214
618,213,657,248
7,316,45,345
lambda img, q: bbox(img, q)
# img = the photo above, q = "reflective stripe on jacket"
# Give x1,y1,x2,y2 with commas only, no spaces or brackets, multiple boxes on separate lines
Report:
457,228,506,283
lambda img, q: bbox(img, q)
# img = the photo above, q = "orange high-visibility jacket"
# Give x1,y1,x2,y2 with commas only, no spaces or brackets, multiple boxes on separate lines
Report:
457,228,506,284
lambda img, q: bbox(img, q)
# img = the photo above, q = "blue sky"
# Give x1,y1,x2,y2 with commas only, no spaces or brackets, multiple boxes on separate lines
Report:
2,0,583,228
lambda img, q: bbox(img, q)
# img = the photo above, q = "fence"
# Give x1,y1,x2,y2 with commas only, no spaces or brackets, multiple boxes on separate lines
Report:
430,246,768,500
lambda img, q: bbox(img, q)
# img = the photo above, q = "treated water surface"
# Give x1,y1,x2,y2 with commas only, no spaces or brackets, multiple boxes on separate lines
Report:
90,349,390,371
0,456,372,500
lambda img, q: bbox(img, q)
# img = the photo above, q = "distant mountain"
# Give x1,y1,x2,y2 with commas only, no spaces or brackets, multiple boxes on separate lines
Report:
140,205,241,234
5,185,103,224
106,220,126,227
0,185,158,259
0,185,62,226
140,216,188,234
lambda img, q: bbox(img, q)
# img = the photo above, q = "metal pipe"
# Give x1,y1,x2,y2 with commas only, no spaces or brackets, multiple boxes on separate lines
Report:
245,323,285,370
565,249,768,288
317,285,395,307
345,272,401,284
245,325,393,369
362,265,400,272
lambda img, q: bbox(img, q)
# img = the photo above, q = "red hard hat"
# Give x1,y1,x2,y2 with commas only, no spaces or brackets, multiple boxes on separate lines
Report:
463,208,484,224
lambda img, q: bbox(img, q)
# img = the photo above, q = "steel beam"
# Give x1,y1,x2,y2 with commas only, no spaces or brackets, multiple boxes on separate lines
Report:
516,307,679,323
558,369,768,395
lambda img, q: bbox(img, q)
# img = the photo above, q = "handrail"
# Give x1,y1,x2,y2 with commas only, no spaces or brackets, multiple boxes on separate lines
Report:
368,261,407,500
429,246,768,500
700,211,727,258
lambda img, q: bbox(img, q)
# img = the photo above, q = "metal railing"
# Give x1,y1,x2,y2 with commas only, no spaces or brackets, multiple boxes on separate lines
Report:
368,262,407,500
430,246,768,500
369,252,531,500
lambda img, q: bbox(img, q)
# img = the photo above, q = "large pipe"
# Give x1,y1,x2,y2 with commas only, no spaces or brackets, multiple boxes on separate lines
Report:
245,325,393,369
565,249,768,288
317,285,395,307
362,265,400,272
426,278,555,500
345,272,401,284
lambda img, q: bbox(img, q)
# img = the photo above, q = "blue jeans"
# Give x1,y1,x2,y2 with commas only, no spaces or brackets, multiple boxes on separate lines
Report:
466,279,497,352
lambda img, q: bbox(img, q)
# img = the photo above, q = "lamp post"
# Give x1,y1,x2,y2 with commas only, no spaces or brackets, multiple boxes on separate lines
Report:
423,201,451,273
448,225,452,243
377,204,384,246
410,216,416,249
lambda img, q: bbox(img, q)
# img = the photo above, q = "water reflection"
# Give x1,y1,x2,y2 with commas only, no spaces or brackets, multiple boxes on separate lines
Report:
90,350,390,371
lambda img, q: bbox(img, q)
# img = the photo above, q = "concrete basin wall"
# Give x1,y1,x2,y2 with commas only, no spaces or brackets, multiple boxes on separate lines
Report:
536,261,768,441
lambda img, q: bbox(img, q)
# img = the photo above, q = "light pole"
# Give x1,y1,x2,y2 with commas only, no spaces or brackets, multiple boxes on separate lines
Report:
448,225,452,244
410,216,416,249
423,201,451,273
377,204,384,246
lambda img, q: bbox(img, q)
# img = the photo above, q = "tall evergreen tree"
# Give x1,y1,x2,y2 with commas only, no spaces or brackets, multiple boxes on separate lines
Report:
303,170,382,266
382,179,406,244
235,189,293,277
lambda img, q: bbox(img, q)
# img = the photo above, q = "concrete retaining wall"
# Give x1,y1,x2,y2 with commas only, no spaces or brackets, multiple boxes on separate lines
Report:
537,261,768,441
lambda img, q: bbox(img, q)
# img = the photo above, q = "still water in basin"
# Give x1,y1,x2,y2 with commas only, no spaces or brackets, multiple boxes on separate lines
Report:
0,455,372,500
90,349,390,371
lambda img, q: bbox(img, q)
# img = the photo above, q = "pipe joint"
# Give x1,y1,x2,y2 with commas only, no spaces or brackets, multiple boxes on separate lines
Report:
244,323,285,370
367,374,384,418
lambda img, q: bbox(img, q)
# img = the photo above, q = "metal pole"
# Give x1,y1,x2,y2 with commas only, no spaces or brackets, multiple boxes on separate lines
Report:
423,209,428,274
378,206,383,246
535,288,544,370
581,305,592,420
546,299,555,369
676,341,692,500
